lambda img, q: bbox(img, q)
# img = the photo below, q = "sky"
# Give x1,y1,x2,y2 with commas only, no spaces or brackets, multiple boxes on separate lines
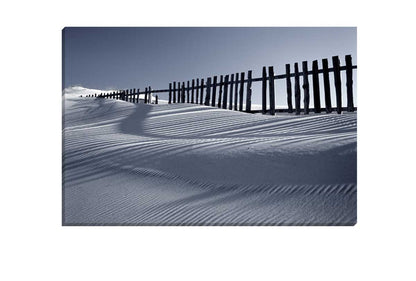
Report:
63,27,357,106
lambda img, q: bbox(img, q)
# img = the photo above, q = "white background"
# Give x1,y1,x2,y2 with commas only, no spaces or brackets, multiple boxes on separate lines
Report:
1,1,415,280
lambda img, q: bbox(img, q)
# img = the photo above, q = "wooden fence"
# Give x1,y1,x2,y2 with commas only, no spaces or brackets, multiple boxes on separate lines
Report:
86,54,357,115
85,86,159,104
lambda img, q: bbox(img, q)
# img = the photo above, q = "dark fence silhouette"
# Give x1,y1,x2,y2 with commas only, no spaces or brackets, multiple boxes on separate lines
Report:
85,87,159,104
85,55,357,115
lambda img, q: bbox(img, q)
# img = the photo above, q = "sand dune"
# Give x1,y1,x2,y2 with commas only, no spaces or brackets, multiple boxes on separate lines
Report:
63,87,357,225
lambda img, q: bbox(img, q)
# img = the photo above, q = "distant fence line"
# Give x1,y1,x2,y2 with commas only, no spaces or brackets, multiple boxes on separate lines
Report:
84,54,356,115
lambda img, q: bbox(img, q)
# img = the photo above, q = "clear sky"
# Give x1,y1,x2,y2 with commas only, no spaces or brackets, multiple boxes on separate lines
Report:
63,27,356,106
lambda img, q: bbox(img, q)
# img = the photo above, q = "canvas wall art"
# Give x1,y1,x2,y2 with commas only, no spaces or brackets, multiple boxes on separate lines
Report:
62,27,357,225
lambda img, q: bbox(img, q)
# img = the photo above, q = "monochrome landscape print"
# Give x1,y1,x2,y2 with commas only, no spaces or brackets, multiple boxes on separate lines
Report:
63,27,357,225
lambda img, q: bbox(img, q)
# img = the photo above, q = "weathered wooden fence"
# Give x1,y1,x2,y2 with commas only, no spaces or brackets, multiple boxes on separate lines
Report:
86,55,357,115
86,87,159,104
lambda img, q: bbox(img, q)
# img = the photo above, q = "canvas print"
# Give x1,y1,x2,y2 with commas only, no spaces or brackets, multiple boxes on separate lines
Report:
62,27,357,225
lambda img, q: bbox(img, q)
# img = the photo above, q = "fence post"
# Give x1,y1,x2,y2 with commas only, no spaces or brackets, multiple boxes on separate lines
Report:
144,87,148,104
294,63,301,115
268,67,275,115
156,95,158,104
186,81,190,103
239,72,245,111
169,83,172,104
190,79,194,104
136,89,140,103
229,74,234,110
345,55,354,112
332,56,342,114
246,70,252,112
312,60,321,113
212,76,217,107
234,73,239,111
172,82,176,103
285,64,293,113
302,61,310,114
322,59,332,113
181,82,185,103
262,67,267,114
200,78,204,105
205,78,211,106
222,74,229,109
196,79,199,104
218,75,223,108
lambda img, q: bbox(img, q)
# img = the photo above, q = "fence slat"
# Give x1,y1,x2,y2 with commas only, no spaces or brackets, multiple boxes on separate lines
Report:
345,55,354,112
268,67,275,115
173,82,176,103
332,56,342,114
205,78,211,106
234,73,239,111
187,81,190,103
294,63,301,115
169,83,172,104
222,74,229,109
200,79,204,105
246,70,252,112
322,59,332,113
262,67,267,114
218,75,223,108
191,79,195,103
212,76,217,107
312,60,321,113
302,61,310,114
286,64,293,113
196,78,199,104
239,72,245,112
229,74,234,110
181,82,185,103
